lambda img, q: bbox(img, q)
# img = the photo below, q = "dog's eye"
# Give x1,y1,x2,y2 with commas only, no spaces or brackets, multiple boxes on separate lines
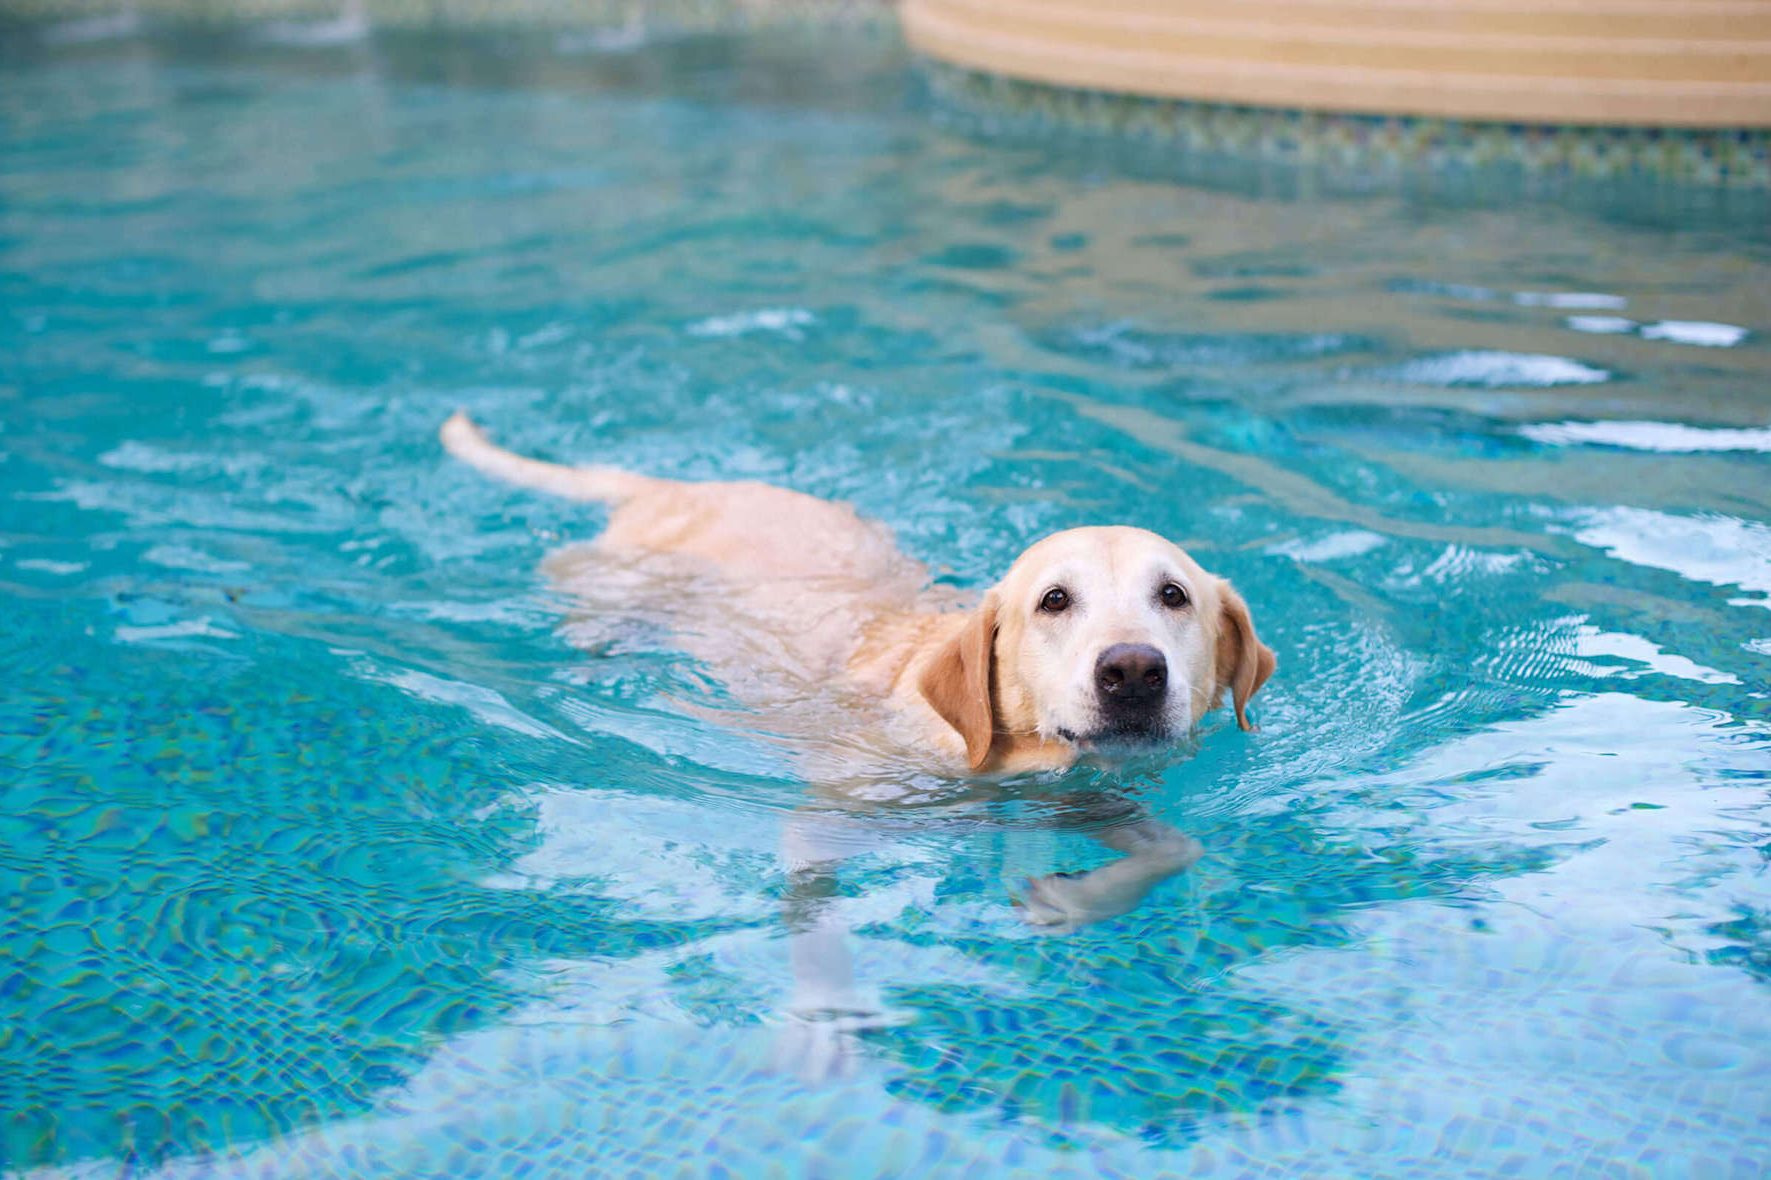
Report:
1039,587,1071,614
1159,582,1189,609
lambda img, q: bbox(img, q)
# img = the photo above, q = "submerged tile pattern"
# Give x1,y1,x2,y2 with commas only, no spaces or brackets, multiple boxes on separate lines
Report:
922,60,1771,190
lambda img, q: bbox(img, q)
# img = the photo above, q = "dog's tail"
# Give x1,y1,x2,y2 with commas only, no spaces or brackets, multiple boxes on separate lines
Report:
439,412,650,503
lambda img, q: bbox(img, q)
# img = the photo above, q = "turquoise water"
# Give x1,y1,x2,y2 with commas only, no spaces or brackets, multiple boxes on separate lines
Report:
3,24,1770,1179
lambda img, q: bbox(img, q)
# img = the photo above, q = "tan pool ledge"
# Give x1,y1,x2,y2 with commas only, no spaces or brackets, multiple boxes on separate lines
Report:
902,0,1771,129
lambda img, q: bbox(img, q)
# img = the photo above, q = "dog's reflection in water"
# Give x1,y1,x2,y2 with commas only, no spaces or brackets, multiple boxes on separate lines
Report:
776,781,1202,1080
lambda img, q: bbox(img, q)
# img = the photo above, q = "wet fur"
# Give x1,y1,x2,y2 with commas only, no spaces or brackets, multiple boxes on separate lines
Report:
441,411,1274,777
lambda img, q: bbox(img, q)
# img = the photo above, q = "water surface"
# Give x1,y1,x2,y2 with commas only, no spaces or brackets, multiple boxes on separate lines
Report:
2,24,1769,1178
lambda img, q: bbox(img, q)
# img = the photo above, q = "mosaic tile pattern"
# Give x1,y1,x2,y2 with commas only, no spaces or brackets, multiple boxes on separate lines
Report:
922,60,1771,190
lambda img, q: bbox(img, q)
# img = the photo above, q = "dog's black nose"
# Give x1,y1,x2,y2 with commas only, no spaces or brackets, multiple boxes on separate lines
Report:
1096,644,1167,707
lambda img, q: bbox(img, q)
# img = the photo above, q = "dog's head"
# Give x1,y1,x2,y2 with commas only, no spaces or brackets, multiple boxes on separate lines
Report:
919,526,1275,770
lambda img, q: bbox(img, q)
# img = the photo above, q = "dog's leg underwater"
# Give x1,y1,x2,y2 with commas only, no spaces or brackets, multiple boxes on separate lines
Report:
1018,808,1202,931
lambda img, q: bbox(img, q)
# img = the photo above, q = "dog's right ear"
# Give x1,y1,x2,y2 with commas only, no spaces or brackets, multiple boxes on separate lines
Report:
918,595,998,771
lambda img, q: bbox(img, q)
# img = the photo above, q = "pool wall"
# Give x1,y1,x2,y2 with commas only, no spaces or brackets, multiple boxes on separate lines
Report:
921,59,1771,189
902,1,1771,188
901,1,1771,129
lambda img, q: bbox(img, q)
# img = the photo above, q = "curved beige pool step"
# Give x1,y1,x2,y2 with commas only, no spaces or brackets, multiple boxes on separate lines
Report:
903,0,1771,128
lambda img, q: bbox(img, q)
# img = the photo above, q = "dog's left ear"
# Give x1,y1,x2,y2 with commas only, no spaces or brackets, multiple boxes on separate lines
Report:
1216,581,1276,732
918,594,998,770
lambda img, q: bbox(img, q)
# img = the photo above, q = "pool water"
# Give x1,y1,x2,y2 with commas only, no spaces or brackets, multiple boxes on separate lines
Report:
3,24,1769,1179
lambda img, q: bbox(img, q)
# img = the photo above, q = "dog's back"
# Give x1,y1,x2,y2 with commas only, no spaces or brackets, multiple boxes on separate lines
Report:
443,413,940,707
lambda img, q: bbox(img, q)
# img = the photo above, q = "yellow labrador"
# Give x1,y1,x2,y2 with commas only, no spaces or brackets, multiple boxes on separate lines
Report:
440,413,1274,931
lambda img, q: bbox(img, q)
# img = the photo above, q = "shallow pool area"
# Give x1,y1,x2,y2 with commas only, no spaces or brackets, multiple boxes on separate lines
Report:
2,24,1769,1178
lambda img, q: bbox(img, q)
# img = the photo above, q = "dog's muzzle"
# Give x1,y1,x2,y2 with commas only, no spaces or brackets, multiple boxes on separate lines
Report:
1085,643,1171,742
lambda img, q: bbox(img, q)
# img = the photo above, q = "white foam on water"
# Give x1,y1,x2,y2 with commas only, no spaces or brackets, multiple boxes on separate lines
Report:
1392,351,1609,388
115,617,239,643
1418,545,1537,583
1514,291,1628,310
15,559,87,575
1569,507,1771,607
1269,530,1387,563
1639,321,1749,347
1564,315,1637,335
1520,420,1771,453
97,440,263,477
1572,625,1740,686
685,307,816,339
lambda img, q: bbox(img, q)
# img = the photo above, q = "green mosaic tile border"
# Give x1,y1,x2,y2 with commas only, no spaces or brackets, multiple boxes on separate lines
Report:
922,59,1771,190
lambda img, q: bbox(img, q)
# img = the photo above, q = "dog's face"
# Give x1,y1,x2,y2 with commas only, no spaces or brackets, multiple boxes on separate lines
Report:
920,526,1275,769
